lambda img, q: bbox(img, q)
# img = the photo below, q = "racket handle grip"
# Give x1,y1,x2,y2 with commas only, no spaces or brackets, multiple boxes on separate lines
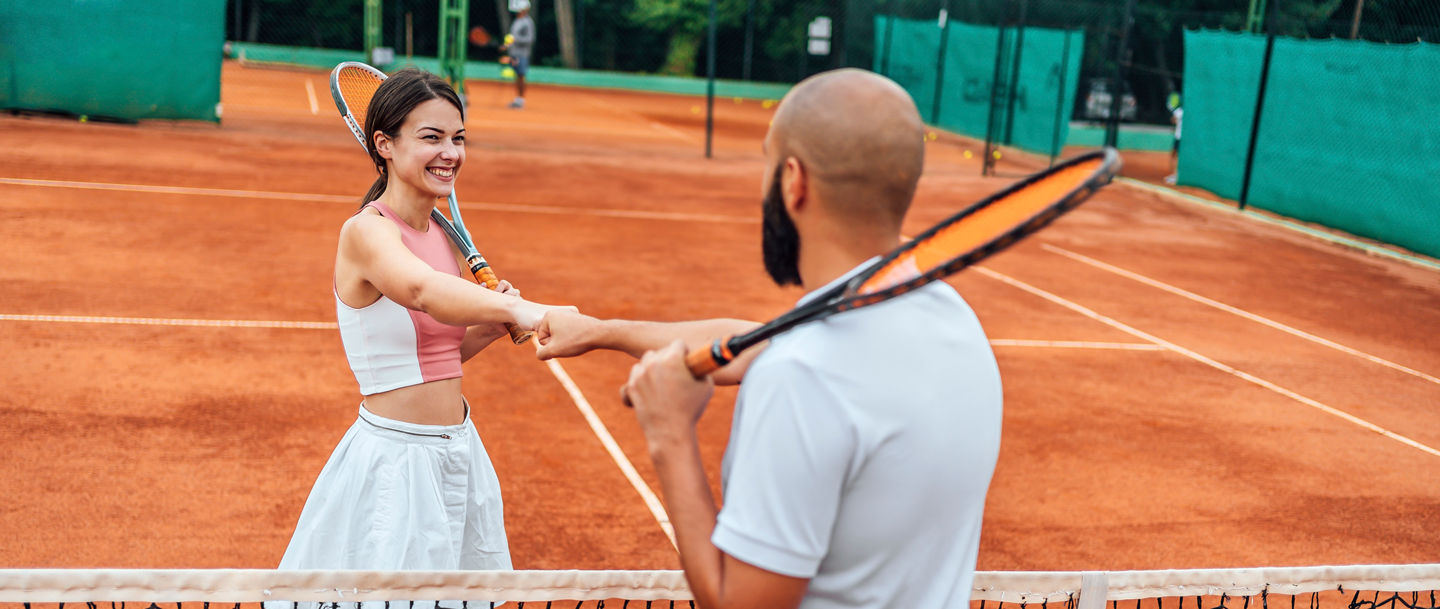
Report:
472,263,535,345
684,339,733,378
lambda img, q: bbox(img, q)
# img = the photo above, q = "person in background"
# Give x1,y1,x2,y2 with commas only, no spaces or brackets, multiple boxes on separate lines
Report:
500,1,535,109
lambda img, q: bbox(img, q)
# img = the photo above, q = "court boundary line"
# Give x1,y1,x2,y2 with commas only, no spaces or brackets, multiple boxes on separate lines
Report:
0,314,1163,352
0,314,336,329
0,177,757,224
975,265,1440,458
538,347,679,550
1042,244,1440,387
303,78,319,115
1115,177,1440,273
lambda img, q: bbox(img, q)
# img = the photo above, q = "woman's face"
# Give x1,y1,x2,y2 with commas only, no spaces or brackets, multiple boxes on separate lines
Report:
378,98,466,200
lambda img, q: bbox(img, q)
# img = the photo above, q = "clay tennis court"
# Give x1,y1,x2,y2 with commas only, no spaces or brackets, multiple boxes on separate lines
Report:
1,62,1436,572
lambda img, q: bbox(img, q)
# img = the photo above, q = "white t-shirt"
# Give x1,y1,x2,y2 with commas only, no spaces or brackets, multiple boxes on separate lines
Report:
712,266,1004,609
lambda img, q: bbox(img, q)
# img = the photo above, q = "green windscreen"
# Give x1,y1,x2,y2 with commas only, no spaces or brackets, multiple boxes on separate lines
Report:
0,0,225,122
874,15,1083,157
1181,29,1440,259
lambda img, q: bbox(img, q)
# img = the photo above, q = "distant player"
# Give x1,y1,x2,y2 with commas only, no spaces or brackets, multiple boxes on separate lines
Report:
500,0,535,109
1166,92,1182,185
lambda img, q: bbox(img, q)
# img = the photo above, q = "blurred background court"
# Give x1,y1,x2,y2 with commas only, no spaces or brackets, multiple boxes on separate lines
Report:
1,0,1437,591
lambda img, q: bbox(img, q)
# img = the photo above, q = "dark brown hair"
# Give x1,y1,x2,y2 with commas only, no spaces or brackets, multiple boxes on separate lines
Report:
361,68,465,207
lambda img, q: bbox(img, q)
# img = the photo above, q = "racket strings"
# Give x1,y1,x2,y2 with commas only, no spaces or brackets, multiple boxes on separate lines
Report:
335,67,386,140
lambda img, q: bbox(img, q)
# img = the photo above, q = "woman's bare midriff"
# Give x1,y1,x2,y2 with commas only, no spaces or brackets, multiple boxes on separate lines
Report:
362,377,467,425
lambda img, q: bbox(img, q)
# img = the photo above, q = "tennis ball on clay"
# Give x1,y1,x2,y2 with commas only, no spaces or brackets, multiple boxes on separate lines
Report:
691,106,701,115
733,97,742,104
993,150,1002,160
79,115,88,123
761,99,776,109
963,150,973,159
501,67,516,80
926,131,937,141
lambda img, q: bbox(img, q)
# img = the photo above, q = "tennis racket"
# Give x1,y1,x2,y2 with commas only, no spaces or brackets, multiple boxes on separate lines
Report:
687,147,1122,377
468,26,494,47
330,61,533,344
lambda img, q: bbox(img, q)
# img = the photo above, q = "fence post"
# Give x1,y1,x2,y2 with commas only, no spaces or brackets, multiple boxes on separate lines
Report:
1002,0,1028,146
1049,30,1073,166
930,3,952,125
1104,0,1136,149
1239,0,1280,210
705,0,717,159
982,4,1010,177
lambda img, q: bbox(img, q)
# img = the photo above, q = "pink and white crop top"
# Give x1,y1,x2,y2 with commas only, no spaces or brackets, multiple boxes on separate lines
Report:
336,202,467,395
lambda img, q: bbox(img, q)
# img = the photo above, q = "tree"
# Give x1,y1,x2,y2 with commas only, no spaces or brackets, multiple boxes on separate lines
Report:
630,0,747,75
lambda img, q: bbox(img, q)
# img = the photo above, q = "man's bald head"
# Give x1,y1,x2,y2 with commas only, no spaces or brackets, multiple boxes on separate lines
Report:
767,69,925,229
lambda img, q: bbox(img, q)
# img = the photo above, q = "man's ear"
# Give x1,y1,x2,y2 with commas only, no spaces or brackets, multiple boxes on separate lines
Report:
781,156,808,215
373,131,393,160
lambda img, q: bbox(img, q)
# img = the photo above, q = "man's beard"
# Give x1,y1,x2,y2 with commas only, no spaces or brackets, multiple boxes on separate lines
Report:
761,165,803,287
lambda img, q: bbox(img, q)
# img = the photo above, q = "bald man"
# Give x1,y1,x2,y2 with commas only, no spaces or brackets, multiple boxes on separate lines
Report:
535,69,1003,609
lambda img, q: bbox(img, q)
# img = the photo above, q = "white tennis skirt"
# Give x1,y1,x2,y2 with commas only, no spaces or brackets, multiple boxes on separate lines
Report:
277,402,512,572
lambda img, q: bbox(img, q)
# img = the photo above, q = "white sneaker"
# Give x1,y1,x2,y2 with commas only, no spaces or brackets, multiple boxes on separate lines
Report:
508,97,525,109
1163,174,1177,185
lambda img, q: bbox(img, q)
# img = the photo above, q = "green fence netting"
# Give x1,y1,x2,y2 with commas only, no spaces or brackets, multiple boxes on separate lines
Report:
874,15,1083,157
1181,29,1440,259
0,0,225,122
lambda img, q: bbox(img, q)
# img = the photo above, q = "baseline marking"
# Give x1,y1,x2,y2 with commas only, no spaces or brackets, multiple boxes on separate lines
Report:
975,266,1440,458
989,339,1164,351
0,314,1161,354
538,345,678,549
304,78,319,115
0,314,335,329
1042,244,1440,387
0,177,756,225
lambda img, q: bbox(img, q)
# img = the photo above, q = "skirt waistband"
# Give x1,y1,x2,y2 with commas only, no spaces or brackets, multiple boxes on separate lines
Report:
356,399,472,440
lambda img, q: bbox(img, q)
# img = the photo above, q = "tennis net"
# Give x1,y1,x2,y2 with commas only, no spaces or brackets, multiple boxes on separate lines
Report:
0,565,1436,609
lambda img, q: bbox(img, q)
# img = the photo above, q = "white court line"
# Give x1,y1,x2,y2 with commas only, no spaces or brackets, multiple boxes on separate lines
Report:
0,314,1163,354
975,265,1440,459
538,344,678,549
1041,243,1440,387
0,314,336,329
0,177,757,224
989,339,1164,351
1,308,682,547
304,78,319,115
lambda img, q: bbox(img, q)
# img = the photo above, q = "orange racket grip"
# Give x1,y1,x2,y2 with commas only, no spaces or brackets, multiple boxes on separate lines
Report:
470,262,534,345
684,339,732,378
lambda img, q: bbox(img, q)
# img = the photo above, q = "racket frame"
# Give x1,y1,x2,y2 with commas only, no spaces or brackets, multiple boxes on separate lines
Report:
688,147,1122,375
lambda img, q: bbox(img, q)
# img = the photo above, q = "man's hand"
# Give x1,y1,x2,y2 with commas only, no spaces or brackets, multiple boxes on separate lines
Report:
624,341,714,451
534,309,605,360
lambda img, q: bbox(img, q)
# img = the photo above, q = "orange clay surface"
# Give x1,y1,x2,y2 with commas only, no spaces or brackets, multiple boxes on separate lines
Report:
1,62,1438,571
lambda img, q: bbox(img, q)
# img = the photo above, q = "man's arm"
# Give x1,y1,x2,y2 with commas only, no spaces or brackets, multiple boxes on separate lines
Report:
534,311,762,386
624,342,810,609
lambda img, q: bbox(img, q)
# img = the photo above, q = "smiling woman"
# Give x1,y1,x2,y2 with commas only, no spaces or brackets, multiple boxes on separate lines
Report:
271,67,577,583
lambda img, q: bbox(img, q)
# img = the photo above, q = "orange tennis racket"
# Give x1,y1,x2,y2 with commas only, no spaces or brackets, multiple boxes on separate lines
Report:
686,148,1121,377
330,61,533,344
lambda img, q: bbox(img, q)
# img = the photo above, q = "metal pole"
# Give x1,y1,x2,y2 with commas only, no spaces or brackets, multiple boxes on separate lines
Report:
1049,30,1072,166
982,13,1010,176
1105,0,1136,149
930,4,951,124
705,0,717,159
880,6,896,77
1239,0,1279,210
1002,0,1028,146
743,0,755,80
1349,0,1365,39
